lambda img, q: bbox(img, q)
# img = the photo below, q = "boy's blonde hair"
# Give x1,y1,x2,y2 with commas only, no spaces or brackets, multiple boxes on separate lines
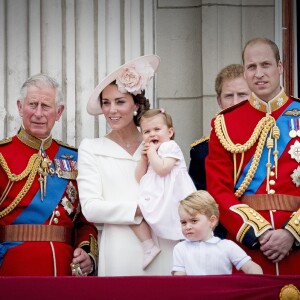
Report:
179,190,219,220
139,108,175,140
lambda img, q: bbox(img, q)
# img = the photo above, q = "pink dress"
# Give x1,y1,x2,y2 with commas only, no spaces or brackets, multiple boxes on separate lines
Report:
138,140,196,240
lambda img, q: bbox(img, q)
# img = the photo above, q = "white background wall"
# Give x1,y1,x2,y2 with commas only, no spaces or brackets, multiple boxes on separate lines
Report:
0,0,276,163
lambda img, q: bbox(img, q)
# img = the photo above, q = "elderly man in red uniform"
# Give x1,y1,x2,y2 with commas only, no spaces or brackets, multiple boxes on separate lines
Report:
0,74,98,276
206,38,300,275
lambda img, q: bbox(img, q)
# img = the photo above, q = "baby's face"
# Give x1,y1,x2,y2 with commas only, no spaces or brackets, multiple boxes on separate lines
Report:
178,207,216,241
140,114,173,146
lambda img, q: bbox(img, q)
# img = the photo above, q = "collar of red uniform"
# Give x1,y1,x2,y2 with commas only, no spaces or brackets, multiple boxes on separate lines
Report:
249,88,289,114
16,126,52,150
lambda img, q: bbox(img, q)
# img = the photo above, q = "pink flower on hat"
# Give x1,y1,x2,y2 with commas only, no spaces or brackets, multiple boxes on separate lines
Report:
116,61,155,95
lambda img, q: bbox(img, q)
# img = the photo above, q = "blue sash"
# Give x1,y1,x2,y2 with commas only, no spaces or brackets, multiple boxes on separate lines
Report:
235,102,297,195
0,145,77,265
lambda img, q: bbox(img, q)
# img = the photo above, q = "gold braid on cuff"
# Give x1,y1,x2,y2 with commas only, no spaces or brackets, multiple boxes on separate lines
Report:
71,262,84,276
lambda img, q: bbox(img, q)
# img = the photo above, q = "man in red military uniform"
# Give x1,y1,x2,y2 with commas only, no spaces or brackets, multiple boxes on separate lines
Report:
206,38,300,275
0,74,98,276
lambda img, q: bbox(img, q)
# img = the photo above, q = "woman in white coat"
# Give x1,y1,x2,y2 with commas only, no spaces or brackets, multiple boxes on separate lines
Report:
77,55,178,276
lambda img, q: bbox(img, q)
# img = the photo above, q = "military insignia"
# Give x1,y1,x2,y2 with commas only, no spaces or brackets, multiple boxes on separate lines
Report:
61,154,74,159
0,137,12,145
284,109,300,117
230,204,272,238
190,136,209,148
277,97,284,107
66,181,78,203
288,141,300,163
54,139,77,150
291,166,300,187
61,196,74,214
54,158,78,179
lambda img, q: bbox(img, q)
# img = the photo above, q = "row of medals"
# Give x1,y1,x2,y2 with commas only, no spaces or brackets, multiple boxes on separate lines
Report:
288,118,300,187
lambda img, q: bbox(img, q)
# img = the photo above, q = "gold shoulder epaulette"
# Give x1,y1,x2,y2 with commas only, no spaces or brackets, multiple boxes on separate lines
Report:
218,99,248,115
0,137,12,146
190,135,209,148
54,139,78,150
291,95,300,102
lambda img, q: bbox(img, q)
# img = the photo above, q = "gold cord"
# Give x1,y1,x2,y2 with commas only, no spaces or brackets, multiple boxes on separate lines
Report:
214,114,278,198
0,153,42,218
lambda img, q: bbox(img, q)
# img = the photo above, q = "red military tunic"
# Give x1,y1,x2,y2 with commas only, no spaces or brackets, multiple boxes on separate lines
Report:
0,127,98,276
206,89,300,275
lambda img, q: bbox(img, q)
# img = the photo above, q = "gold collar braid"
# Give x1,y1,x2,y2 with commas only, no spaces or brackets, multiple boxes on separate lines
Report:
17,127,52,150
214,114,279,198
0,153,42,218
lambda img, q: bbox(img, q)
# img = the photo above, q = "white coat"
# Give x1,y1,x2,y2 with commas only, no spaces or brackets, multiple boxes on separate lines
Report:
77,137,177,276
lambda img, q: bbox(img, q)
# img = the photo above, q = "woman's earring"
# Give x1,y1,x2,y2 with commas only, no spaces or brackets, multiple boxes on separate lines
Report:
133,111,138,116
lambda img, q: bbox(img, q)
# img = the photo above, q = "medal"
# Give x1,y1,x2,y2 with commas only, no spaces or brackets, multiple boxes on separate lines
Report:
289,118,297,138
288,140,300,163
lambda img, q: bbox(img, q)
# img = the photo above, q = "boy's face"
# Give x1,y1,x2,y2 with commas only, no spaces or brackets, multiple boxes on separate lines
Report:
178,206,217,241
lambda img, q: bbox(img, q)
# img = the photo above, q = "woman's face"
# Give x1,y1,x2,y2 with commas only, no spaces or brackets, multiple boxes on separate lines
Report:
101,84,138,130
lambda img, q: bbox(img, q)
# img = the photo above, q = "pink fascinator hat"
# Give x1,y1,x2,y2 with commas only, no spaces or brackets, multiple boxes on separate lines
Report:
87,55,160,115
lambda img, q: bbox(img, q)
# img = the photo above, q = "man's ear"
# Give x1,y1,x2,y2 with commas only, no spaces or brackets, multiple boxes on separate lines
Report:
17,100,24,117
56,104,65,121
217,97,222,109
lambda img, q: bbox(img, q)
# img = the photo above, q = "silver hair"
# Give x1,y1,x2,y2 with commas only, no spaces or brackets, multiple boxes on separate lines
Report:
19,73,64,105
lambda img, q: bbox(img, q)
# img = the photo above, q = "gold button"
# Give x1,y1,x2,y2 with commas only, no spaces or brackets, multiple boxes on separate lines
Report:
272,210,277,212
260,219,264,223
53,218,59,224
270,171,275,176
294,220,299,225
55,211,60,217
269,180,275,185
269,189,275,194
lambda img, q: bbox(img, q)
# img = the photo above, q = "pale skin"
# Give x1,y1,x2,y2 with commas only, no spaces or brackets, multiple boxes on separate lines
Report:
135,114,176,182
217,76,251,109
243,40,295,263
173,206,263,275
133,114,176,242
17,84,93,275
100,84,143,224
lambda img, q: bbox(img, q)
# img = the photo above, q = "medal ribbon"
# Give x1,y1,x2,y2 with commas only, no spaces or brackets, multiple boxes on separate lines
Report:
0,145,77,265
235,101,298,195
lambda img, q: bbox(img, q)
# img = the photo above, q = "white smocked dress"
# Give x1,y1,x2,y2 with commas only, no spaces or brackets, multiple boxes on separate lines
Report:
138,140,196,240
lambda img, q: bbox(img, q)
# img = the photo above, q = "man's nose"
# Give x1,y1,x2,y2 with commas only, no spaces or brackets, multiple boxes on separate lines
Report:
254,67,264,78
34,104,43,116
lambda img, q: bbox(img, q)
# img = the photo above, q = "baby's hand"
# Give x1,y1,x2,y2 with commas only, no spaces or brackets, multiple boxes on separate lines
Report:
148,141,159,152
141,142,150,156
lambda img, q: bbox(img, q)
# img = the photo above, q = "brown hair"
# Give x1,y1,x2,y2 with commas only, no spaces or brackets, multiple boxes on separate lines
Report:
242,37,281,65
215,64,244,97
179,190,219,221
139,108,175,140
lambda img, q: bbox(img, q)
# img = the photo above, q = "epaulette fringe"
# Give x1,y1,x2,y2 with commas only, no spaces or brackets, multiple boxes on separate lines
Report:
190,136,209,148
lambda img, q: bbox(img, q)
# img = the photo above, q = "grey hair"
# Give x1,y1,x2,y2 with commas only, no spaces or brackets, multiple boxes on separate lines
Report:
19,73,64,105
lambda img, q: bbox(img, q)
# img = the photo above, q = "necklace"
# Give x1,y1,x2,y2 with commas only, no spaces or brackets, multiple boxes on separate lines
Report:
108,131,142,149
